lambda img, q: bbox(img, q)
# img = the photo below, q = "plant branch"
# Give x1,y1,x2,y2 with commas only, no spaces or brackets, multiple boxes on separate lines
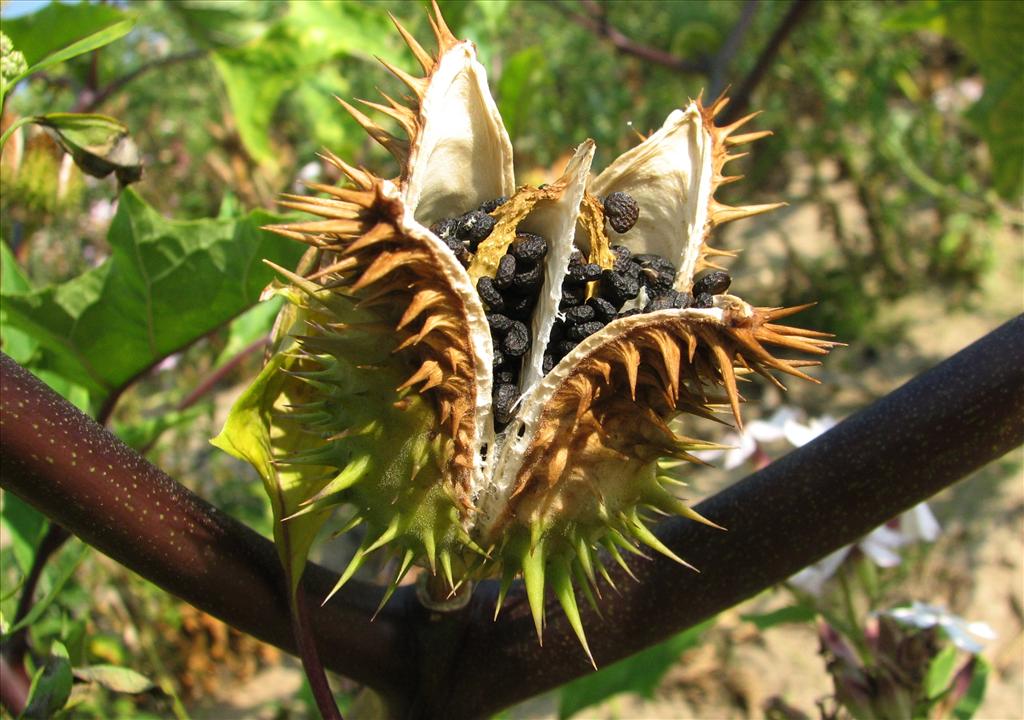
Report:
0,654,29,717
0,523,71,666
0,353,414,701
74,50,205,113
2,314,1021,717
709,0,760,97
441,314,1024,718
177,337,269,412
720,0,814,124
550,0,708,75
292,587,344,720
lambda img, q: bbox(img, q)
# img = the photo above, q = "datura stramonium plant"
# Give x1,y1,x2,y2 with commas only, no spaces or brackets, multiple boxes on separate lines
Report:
213,4,837,663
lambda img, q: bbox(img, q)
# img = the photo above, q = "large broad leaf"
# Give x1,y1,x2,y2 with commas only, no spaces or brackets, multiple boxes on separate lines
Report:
0,190,305,410
0,2,127,67
557,619,713,719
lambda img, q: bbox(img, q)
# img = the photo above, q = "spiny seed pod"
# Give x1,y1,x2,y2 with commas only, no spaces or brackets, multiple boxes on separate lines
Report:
213,1,837,666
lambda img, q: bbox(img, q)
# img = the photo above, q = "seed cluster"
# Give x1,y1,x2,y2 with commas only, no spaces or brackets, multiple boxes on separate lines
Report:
430,196,554,430
482,230,553,427
429,197,508,268
430,191,732,432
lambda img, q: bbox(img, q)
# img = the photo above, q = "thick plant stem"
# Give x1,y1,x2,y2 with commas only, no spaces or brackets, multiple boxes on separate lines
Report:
0,353,413,700
1,315,1021,718
441,315,1024,718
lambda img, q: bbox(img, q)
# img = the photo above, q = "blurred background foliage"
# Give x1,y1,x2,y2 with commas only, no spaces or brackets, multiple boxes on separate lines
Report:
1,0,1021,717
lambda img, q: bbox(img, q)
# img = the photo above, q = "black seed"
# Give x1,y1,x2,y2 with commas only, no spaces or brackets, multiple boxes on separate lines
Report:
444,236,470,266
673,291,694,309
565,262,603,285
430,217,459,240
512,263,543,293
639,268,675,296
568,249,585,267
494,383,520,425
568,321,604,341
631,253,676,275
553,339,578,358
505,293,536,320
564,304,595,325
492,348,507,368
604,191,640,233
479,196,508,213
458,210,497,247
510,233,548,263
494,254,516,289
587,297,618,323
616,308,642,319
611,245,632,272
559,284,586,309
487,312,514,334
496,370,515,384
502,320,530,357
643,290,690,313
694,293,714,308
477,277,504,311
643,296,672,313
548,319,566,343
692,270,732,297
621,259,641,280
542,353,555,374
600,269,640,306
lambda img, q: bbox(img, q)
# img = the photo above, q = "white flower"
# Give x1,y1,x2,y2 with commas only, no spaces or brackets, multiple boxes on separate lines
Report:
884,601,997,653
899,502,941,543
789,503,941,595
783,413,837,448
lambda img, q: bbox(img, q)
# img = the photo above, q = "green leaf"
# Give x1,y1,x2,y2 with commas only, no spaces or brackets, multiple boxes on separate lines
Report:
166,0,279,49
211,37,301,166
557,619,713,719
21,642,72,720
0,492,47,574
952,656,990,720
1,238,38,365
925,645,959,700
111,407,203,452
16,19,135,89
33,113,142,185
72,665,155,694
0,3,127,67
741,604,817,630
497,47,548,144
0,189,305,411
211,1,403,165
6,541,88,635
914,1,1024,200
